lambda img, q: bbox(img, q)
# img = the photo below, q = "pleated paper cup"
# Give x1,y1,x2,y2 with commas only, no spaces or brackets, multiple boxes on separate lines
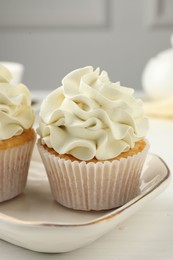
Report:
0,134,36,202
38,140,149,211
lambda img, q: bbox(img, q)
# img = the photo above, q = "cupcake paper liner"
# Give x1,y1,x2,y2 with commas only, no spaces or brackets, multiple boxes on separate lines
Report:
0,138,35,202
38,141,149,211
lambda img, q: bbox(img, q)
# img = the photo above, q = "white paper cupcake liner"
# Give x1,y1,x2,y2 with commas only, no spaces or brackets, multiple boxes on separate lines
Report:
38,141,149,211
0,138,35,202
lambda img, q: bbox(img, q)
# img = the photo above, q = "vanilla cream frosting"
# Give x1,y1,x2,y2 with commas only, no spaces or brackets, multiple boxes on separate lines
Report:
38,66,148,160
0,64,35,140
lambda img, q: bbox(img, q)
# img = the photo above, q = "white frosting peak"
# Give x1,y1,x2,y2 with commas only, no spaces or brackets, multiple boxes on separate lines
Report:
38,66,148,160
0,65,35,140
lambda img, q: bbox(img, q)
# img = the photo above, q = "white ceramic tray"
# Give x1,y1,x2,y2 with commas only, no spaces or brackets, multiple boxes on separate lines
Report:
0,153,170,253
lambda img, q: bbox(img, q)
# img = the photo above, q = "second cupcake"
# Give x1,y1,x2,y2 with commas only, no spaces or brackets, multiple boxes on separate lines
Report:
0,64,36,202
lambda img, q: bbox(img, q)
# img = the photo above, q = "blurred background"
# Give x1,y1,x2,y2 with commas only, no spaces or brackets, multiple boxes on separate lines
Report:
0,0,173,92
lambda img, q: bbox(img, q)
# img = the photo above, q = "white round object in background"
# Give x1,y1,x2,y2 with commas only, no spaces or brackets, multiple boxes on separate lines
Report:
142,35,173,100
0,62,24,84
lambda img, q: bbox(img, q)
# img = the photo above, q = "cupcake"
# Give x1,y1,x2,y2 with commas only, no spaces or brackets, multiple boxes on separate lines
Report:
0,64,36,202
37,66,149,211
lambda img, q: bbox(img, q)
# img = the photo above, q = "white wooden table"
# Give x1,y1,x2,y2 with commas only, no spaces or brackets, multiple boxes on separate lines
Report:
1,93,173,259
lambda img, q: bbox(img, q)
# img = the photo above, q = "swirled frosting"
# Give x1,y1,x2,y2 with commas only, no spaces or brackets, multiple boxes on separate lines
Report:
0,64,35,140
38,66,148,160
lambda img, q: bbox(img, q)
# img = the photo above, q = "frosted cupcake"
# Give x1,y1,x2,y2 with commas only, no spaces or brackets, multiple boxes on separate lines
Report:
0,64,36,202
37,66,149,211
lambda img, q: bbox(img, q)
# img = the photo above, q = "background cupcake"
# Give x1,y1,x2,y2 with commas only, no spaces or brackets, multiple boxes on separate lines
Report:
37,66,149,211
0,64,36,202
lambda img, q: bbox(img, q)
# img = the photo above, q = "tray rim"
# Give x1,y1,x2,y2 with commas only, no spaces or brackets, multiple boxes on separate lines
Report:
0,153,170,228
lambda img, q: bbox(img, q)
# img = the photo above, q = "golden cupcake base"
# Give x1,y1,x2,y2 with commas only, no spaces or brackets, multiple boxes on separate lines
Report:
38,139,149,211
0,129,36,202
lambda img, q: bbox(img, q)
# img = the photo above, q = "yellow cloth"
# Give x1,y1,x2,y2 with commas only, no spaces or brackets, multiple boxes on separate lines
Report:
144,96,173,119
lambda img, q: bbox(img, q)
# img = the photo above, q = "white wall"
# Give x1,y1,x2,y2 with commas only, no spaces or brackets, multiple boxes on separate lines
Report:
0,0,172,91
